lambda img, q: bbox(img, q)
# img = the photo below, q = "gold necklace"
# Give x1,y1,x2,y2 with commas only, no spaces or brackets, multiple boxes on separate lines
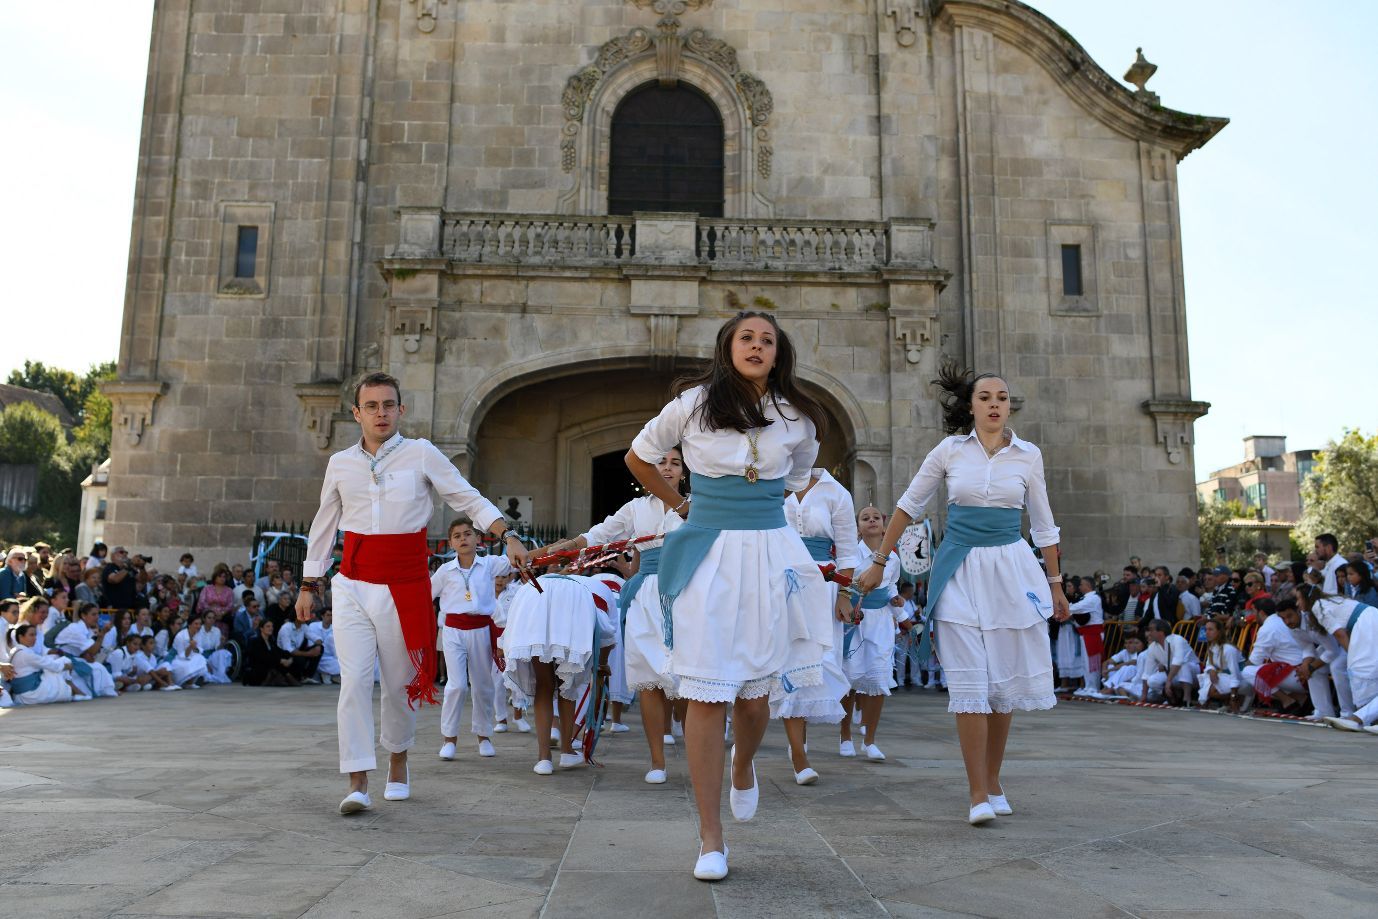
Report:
744,429,761,484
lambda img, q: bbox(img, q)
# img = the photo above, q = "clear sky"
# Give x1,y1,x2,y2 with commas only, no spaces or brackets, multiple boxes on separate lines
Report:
2,1,1371,478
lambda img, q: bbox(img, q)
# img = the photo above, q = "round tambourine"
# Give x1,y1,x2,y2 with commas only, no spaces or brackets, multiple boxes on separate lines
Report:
897,519,934,577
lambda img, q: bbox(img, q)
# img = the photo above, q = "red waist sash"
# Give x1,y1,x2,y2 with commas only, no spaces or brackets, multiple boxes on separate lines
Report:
1077,623,1106,658
1252,660,1297,702
341,530,437,709
443,613,505,671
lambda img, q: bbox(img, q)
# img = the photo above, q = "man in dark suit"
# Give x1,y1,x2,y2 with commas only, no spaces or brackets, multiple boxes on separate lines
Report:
1143,565,1181,622
0,546,32,600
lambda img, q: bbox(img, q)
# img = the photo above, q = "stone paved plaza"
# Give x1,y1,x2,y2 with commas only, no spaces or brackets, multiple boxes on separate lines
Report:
3,687,1376,918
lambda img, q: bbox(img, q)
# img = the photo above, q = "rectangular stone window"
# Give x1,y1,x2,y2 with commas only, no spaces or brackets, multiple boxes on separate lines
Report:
234,226,259,279
1046,222,1098,315
216,202,274,297
1060,245,1083,297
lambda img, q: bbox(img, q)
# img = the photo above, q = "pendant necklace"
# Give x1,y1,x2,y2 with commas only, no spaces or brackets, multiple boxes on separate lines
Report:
458,563,473,602
369,437,404,485
744,428,762,484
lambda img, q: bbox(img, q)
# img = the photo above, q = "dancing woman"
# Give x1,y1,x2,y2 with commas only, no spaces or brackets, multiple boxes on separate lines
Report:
546,447,687,784
857,363,1069,825
625,310,833,880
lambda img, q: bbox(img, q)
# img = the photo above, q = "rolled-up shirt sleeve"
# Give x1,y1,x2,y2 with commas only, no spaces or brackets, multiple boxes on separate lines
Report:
830,485,860,570
785,417,819,494
424,442,502,533
631,393,690,465
303,457,344,579
896,440,948,520
583,500,637,545
1025,449,1061,548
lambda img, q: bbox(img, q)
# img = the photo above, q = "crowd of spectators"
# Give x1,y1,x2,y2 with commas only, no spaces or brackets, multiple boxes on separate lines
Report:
1,542,340,707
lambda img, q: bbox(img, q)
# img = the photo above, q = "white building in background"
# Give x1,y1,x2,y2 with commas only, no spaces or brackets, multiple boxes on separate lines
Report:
78,458,110,555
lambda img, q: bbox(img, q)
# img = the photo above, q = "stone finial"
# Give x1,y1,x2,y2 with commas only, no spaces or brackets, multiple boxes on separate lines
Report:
1123,47,1159,104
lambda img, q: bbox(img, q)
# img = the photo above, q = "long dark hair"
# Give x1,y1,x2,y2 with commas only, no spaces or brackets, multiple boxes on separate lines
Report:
674,310,828,439
933,359,1005,435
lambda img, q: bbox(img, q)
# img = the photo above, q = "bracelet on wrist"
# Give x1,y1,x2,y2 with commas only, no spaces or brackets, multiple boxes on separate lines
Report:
1046,575,1061,584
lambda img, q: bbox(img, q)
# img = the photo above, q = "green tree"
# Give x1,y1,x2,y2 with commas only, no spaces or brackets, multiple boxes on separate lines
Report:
1197,496,1259,570
73,364,117,456
1298,429,1378,552
0,401,64,465
6,359,116,427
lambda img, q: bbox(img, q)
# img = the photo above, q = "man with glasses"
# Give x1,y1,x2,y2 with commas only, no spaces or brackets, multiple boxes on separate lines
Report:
1207,565,1239,619
296,371,530,817
1,547,31,600
100,546,142,612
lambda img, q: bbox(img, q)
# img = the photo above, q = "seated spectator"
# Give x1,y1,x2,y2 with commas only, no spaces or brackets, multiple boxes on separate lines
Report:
84,541,108,571
194,612,234,684
314,609,340,685
231,591,261,648
7,623,86,704
1344,562,1378,606
1271,563,1300,605
1241,572,1271,615
241,619,297,686
1141,619,1200,706
1104,632,1146,699
197,566,237,620
1,546,31,600
41,598,77,651
107,631,152,693
45,554,83,597
1206,565,1240,620
101,546,142,612
54,604,118,698
1198,616,1247,711
177,553,198,581
167,613,210,689
267,589,295,630
1133,578,1159,628
1242,598,1308,712
277,612,322,682
73,565,103,607
263,572,288,608
136,634,177,691
101,609,134,656
1176,573,1203,620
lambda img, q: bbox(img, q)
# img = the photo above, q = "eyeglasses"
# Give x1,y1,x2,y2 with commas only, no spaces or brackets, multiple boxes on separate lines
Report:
358,400,400,415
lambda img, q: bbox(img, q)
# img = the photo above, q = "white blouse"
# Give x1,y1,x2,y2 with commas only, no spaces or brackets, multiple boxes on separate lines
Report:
194,626,222,653
1069,591,1104,625
432,554,513,615
172,629,199,660
1311,595,1365,637
631,386,818,493
582,495,684,546
1248,614,1305,667
895,431,1060,548
304,432,504,579
10,645,69,679
785,470,860,570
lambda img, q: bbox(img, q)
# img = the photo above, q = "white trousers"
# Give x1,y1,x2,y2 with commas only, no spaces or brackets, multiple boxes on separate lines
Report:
440,625,498,739
1350,674,1378,725
333,574,420,774
1306,651,1354,717
205,649,233,684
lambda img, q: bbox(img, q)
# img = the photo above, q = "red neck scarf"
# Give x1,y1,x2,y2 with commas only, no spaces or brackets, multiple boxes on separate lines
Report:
341,531,437,709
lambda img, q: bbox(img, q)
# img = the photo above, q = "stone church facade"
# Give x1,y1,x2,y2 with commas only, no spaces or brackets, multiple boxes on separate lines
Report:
105,0,1225,569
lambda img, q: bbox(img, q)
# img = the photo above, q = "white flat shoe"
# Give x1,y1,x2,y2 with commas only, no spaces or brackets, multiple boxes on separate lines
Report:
864,744,886,762
663,733,677,746
559,752,586,770
645,768,668,784
383,765,410,801
438,742,457,760
794,767,819,786
671,720,684,738
572,738,583,751
969,802,997,825
478,739,496,757
493,722,508,733
533,759,554,775
551,728,561,742
839,740,856,757
1324,716,1363,732
1363,725,1378,736
72,693,93,702
728,745,758,822
693,845,728,881
338,790,371,815
515,718,531,732
161,685,181,692
988,793,1013,816
610,722,630,733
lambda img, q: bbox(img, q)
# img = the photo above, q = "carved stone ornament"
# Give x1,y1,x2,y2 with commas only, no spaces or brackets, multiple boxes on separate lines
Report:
1143,399,1210,465
892,317,937,365
391,303,437,355
296,384,343,451
561,22,773,176
887,3,921,48
100,380,167,447
628,0,713,11
407,0,449,34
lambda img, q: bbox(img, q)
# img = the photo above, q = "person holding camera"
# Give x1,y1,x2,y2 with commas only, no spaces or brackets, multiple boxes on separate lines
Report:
101,547,143,613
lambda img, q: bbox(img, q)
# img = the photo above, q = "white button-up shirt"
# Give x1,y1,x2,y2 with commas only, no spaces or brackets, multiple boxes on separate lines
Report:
582,495,684,548
55,621,97,657
895,430,1060,548
432,554,513,616
1248,614,1306,667
785,469,860,570
304,433,503,579
631,385,819,493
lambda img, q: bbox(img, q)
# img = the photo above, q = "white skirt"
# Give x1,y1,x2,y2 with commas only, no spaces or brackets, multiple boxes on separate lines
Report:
15,671,74,705
933,544,1053,630
501,578,598,702
845,600,899,697
623,577,679,697
936,619,1056,714
771,584,848,722
1053,623,1086,679
168,654,208,685
666,526,832,704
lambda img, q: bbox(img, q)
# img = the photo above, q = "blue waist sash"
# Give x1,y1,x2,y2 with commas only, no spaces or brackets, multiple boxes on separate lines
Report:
62,653,94,683
657,473,786,649
617,546,661,622
10,670,43,695
1346,602,1373,634
924,506,1025,621
861,585,897,610
800,536,834,564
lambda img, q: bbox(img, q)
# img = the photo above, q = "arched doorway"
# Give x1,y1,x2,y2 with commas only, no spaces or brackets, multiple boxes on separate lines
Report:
469,363,855,533
608,82,725,217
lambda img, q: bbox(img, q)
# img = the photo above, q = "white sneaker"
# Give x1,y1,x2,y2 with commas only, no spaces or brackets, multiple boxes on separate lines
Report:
438,742,457,761
989,793,1013,816
515,718,531,733
493,722,509,733
794,767,819,786
72,693,93,702
645,768,668,784
663,733,677,746
693,845,728,881
864,744,885,762
968,802,997,825
610,722,630,734
478,739,496,757
839,740,856,757
161,685,181,692
338,791,371,815
1363,724,1378,736
1324,716,1363,732
533,759,554,775
383,766,410,801
728,746,758,822
572,738,583,751
559,752,585,770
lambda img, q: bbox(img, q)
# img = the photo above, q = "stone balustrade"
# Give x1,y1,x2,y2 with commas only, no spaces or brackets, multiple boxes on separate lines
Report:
436,211,936,273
